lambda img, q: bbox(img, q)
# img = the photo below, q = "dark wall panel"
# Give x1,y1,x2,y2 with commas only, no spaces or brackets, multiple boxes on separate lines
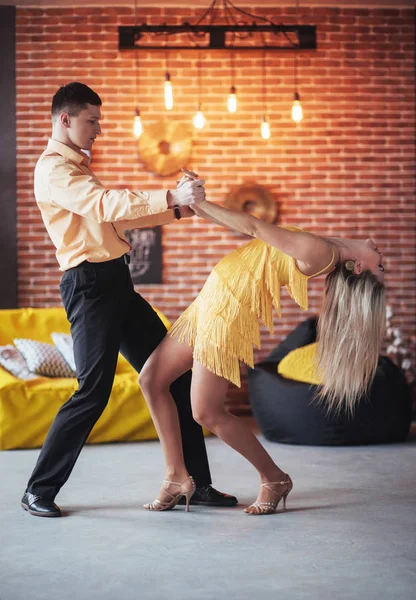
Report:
0,6,17,308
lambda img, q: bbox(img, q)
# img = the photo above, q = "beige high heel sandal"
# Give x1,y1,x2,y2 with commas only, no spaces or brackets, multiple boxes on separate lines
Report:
244,475,293,515
144,476,196,512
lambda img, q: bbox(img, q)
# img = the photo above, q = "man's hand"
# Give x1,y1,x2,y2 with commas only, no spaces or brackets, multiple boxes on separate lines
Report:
173,169,200,218
167,177,205,208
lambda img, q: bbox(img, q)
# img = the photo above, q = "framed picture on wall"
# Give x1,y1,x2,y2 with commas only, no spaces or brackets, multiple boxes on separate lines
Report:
125,227,162,284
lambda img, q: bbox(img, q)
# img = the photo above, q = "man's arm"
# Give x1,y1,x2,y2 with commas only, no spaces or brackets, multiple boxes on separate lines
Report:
43,159,205,223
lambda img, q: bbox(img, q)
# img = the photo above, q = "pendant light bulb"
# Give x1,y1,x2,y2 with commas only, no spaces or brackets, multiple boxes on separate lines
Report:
133,108,143,138
227,85,237,113
260,115,271,140
291,92,303,123
193,104,205,129
164,73,173,110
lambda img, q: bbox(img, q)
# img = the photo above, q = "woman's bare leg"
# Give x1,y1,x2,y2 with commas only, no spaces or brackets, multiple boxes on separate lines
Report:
190,360,290,509
140,336,291,511
139,336,194,504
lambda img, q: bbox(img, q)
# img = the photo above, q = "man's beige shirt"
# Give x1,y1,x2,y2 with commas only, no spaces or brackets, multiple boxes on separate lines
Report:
34,139,174,270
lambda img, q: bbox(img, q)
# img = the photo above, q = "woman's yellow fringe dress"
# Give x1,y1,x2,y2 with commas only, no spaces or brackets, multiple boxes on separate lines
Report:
169,228,334,388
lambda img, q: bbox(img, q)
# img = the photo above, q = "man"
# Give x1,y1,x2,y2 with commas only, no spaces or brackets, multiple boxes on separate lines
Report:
21,82,237,517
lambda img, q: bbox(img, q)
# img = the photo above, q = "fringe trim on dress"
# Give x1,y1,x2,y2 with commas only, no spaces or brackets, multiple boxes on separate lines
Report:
169,240,309,387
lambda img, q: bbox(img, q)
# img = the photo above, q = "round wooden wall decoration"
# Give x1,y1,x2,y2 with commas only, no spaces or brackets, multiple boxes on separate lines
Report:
224,182,278,224
138,120,193,177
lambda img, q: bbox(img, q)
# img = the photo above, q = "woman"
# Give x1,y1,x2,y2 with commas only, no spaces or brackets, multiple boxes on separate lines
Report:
139,177,386,515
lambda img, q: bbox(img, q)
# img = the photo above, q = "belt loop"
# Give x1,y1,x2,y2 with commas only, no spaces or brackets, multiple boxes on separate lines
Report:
124,254,131,265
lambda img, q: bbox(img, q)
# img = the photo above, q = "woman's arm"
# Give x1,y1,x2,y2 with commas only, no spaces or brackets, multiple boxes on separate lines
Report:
193,200,334,270
192,200,258,236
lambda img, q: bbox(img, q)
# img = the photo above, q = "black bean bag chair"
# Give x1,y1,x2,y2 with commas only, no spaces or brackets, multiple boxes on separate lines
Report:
248,317,412,445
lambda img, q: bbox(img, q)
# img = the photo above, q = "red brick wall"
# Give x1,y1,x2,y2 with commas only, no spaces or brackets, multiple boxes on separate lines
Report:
15,5,416,412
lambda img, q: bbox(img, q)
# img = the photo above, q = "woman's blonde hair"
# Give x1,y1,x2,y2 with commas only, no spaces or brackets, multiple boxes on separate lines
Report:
316,264,386,415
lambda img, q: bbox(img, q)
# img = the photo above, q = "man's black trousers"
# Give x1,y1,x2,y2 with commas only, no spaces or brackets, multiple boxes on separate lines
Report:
26,256,211,499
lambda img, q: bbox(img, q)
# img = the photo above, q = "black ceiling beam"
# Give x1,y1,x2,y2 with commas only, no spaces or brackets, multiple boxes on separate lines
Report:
118,25,316,51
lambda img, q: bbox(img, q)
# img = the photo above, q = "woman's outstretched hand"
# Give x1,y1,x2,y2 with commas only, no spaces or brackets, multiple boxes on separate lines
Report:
179,168,198,184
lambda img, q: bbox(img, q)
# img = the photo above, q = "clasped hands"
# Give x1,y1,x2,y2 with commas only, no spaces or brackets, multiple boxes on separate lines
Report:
167,168,205,219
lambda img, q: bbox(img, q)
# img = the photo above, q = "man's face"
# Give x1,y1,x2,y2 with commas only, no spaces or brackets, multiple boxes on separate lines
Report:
63,104,102,152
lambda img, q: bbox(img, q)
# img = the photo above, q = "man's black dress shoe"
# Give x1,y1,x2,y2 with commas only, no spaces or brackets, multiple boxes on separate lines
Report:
21,492,61,517
178,485,238,507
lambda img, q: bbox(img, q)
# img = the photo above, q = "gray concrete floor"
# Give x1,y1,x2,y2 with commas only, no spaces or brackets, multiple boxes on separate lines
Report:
1,424,416,600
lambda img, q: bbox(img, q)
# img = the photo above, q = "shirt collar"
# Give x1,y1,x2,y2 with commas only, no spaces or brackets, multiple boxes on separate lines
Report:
47,139,91,166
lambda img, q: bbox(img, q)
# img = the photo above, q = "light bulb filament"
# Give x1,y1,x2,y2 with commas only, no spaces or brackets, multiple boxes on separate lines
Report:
164,73,173,110
291,93,303,123
227,86,237,113
133,109,142,138
193,105,205,129
261,115,270,140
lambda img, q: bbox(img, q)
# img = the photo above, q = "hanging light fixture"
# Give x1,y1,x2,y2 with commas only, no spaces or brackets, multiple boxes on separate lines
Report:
193,104,205,129
260,52,270,140
132,0,142,138
227,52,237,113
133,107,143,138
291,90,303,123
261,115,271,140
121,1,316,133
291,0,303,123
291,52,303,123
193,57,206,129
227,86,237,113
121,2,316,52
164,51,173,110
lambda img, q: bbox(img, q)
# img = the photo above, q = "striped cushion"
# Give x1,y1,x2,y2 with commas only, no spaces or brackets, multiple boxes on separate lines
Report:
51,332,76,372
0,345,37,380
14,338,76,378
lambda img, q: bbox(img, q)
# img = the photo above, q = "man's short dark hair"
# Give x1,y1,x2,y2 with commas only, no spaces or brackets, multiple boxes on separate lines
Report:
51,82,102,119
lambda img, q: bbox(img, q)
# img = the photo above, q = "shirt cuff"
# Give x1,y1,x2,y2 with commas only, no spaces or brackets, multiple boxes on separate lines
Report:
147,189,169,214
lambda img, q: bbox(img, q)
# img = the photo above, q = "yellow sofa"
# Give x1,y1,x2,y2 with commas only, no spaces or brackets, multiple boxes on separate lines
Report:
0,307,169,450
